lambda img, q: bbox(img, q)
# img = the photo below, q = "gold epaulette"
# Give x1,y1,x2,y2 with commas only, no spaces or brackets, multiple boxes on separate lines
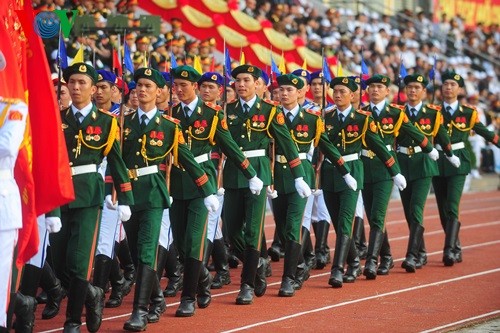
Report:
98,108,114,117
162,114,180,124
204,101,222,111
304,108,320,116
390,103,405,111
427,104,442,111
263,98,279,106
356,109,372,116
461,103,476,111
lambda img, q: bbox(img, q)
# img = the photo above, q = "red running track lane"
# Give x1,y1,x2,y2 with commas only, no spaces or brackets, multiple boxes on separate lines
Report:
36,190,500,333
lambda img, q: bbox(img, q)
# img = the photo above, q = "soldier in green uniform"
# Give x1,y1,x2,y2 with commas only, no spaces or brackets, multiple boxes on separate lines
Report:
223,64,312,305
434,71,500,266
274,74,354,296
170,66,263,316
323,77,401,288
361,74,436,279
397,73,460,273
120,67,218,331
53,63,134,333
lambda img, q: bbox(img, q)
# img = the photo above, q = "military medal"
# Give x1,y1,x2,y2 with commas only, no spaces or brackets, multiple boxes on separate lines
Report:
157,131,164,146
93,126,102,141
258,115,265,128
86,126,94,141
150,131,158,146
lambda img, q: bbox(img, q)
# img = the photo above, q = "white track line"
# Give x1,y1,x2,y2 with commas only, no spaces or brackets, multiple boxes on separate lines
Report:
221,268,500,333
420,310,500,333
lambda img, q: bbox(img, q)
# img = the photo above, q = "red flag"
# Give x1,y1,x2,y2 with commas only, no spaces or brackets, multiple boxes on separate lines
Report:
113,48,122,76
17,4,75,213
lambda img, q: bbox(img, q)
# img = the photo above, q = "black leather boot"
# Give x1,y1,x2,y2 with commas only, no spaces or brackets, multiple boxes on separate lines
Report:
63,277,89,333
124,264,156,331
211,239,231,289
279,241,301,297
118,237,136,285
416,236,427,269
163,246,183,297
443,219,461,266
295,227,312,289
254,256,267,297
328,234,350,288
146,275,166,323
92,254,112,293
85,284,104,333
13,292,37,333
454,237,462,263
302,227,316,270
363,228,384,280
268,229,282,262
401,224,425,273
314,220,330,269
197,241,213,308
377,231,394,275
260,236,272,277
343,238,361,283
105,255,129,308
353,217,367,259
235,248,260,305
175,258,202,317
40,261,66,319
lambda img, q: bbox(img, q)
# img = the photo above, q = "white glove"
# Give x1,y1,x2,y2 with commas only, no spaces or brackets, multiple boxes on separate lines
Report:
169,196,173,205
204,194,220,213
118,205,132,222
343,173,358,191
217,187,225,196
45,217,62,233
392,173,407,191
294,177,312,198
248,176,264,195
266,186,278,199
428,148,439,161
446,155,461,168
312,189,323,197
105,194,117,210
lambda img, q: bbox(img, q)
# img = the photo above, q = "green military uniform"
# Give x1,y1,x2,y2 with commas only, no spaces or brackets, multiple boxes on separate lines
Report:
360,74,435,278
433,71,500,266
397,73,454,273
323,77,401,288
223,64,307,304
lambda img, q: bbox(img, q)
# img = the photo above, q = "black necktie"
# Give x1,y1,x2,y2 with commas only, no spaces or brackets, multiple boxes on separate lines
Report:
373,106,379,115
183,106,190,119
410,108,417,120
140,114,148,130
287,112,294,123
243,104,250,114
339,113,345,124
75,111,83,125
446,106,452,116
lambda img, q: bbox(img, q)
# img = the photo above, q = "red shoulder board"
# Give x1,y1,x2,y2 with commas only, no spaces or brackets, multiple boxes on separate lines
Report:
356,109,371,116
263,98,279,106
98,108,115,117
461,103,477,111
162,114,180,124
304,108,320,117
204,101,222,111
390,103,405,110
427,104,442,111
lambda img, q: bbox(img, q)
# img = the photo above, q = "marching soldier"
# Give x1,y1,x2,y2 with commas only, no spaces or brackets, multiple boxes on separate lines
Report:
120,67,219,330
52,63,134,333
94,70,120,114
170,66,263,316
397,73,460,273
223,64,312,305
434,71,500,266
274,74,354,296
323,77,401,288
361,74,435,279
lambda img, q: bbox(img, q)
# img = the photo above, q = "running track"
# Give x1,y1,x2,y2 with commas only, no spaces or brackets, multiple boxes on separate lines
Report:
36,190,500,332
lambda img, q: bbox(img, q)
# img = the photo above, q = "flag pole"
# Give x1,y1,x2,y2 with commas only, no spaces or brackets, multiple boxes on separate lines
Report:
56,26,63,109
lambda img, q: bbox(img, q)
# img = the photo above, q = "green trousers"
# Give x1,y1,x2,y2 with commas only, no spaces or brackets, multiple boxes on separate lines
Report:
432,174,466,228
169,198,208,262
123,208,163,268
271,192,307,243
224,188,267,254
50,206,101,282
400,177,432,226
324,189,360,236
362,179,393,231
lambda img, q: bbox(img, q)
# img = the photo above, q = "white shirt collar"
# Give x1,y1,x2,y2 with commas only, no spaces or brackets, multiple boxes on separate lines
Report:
71,102,93,118
283,104,300,118
240,95,257,110
443,100,459,115
181,97,199,116
407,101,423,112
337,105,352,118
370,100,386,114
137,106,158,120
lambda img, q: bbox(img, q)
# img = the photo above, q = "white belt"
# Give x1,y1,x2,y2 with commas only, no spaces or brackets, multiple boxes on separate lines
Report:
435,142,465,151
128,165,158,179
326,153,359,164
0,169,13,180
243,149,266,158
194,153,211,164
71,164,97,176
361,145,393,158
397,146,422,155
275,153,308,164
